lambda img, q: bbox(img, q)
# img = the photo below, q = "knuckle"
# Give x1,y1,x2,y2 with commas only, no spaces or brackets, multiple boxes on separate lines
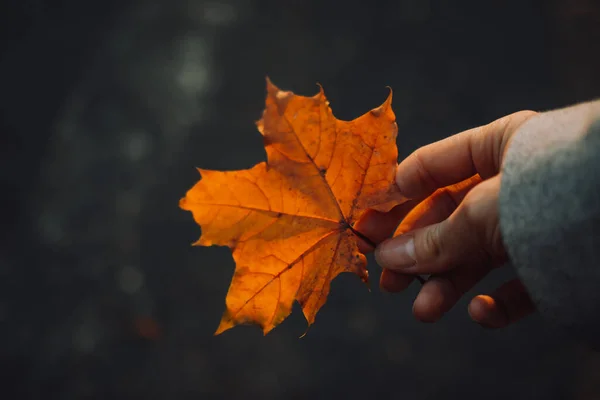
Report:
482,110,539,169
432,187,461,216
515,110,538,119
463,184,487,207
459,181,502,255
505,110,540,135
461,190,484,224
458,191,487,244
409,150,438,193
418,225,443,263
492,110,538,129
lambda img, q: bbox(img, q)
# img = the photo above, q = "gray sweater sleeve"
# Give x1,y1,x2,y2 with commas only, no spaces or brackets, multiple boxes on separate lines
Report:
499,101,600,349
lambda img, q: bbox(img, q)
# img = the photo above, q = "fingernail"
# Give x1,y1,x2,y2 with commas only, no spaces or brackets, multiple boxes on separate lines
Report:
375,235,416,270
468,295,506,328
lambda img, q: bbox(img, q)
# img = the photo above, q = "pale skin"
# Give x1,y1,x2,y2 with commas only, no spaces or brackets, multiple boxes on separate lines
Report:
355,110,539,328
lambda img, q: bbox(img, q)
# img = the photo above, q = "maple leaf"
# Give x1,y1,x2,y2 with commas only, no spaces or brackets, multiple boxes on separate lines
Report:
180,78,406,335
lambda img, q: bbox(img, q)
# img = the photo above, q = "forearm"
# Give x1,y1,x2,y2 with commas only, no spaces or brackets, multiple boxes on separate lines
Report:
499,100,600,348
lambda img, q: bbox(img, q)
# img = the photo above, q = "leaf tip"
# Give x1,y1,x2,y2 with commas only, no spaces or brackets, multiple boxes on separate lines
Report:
196,167,209,177
192,237,207,246
214,314,234,335
178,196,189,210
313,82,330,107
262,325,275,336
299,321,313,339
315,82,324,95
265,76,280,95
264,77,292,115
384,85,393,102
370,87,394,118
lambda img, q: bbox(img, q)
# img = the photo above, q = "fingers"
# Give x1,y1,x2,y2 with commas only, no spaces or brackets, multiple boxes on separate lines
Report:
354,201,421,292
380,269,414,292
373,110,537,326
405,176,495,321
354,199,421,253
356,174,482,254
360,175,483,293
374,175,533,326
412,264,494,322
410,274,535,325
375,176,505,275
468,279,535,328
378,175,482,294
395,110,537,199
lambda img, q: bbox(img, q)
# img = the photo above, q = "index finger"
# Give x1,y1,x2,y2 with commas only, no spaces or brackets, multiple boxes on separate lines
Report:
396,110,537,199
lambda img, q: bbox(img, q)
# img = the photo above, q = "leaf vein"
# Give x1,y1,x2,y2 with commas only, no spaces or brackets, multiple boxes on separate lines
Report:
349,146,375,221
228,229,341,320
282,113,344,220
191,202,338,223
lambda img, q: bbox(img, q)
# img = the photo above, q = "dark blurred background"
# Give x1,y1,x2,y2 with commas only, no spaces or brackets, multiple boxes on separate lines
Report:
2,0,600,399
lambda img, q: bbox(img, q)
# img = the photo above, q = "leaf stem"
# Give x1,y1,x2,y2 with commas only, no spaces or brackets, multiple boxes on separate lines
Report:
349,226,376,248
349,226,425,285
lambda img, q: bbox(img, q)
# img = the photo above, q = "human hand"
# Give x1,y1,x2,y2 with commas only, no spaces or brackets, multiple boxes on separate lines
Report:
355,110,538,328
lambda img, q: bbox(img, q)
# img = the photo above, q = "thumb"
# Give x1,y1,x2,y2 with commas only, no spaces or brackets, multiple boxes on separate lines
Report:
375,176,505,274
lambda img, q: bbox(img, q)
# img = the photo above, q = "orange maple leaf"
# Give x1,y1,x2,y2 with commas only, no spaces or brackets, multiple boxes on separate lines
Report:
180,78,406,335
